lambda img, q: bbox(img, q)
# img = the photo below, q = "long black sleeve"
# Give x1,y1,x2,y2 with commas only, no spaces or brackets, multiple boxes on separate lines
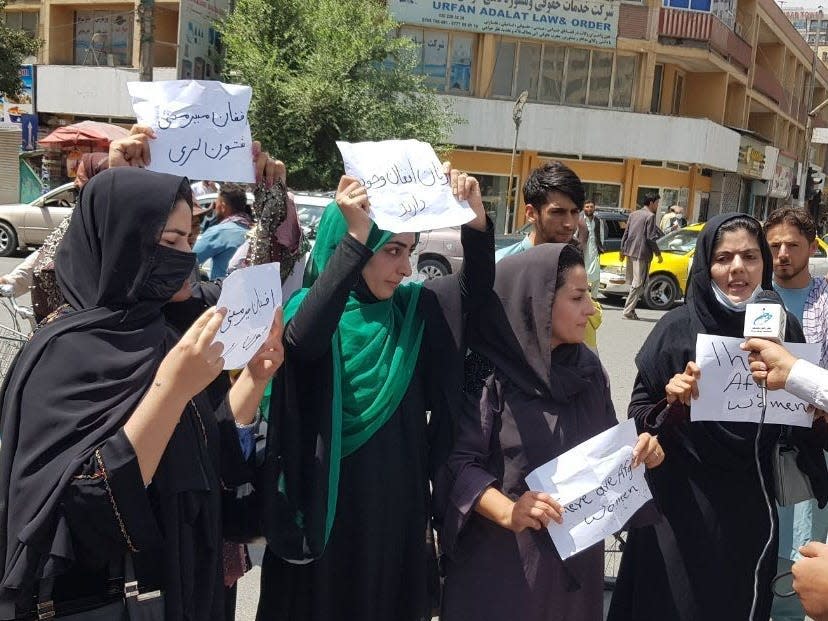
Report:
284,235,372,361
457,220,495,312
628,372,688,434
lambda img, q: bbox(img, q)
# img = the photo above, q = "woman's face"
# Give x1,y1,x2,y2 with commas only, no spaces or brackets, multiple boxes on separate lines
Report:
550,265,596,349
161,198,194,303
361,233,417,300
709,228,763,304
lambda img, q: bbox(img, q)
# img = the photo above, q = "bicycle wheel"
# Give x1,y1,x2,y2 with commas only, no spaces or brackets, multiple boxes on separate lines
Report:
604,532,626,590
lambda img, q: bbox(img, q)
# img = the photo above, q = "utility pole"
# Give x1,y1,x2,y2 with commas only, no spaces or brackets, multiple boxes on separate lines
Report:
506,90,529,234
138,0,154,81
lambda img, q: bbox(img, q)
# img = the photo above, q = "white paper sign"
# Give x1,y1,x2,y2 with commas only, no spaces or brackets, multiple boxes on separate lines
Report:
128,80,255,183
336,139,476,233
525,420,652,560
213,263,282,370
694,334,819,427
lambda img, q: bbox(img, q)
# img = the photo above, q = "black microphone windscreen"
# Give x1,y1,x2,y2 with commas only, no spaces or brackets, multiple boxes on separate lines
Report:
754,289,786,308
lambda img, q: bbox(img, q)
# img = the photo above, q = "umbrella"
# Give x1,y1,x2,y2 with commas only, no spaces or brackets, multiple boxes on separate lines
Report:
38,120,129,148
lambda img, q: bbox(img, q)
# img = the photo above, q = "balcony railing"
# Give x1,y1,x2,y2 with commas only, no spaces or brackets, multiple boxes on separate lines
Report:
659,7,753,71
753,63,784,105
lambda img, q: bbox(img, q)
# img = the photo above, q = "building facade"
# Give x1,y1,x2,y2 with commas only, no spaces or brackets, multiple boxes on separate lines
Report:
3,0,828,228
391,0,828,230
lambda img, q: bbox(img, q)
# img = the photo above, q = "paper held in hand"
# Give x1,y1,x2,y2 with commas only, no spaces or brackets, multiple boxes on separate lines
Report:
213,263,282,370
693,334,819,427
336,139,476,233
128,80,255,183
525,419,652,561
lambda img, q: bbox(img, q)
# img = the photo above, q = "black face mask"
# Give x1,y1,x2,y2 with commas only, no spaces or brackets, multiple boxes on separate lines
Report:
134,244,197,302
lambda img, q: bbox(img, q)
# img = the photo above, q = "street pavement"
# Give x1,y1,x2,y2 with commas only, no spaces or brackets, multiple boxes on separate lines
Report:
0,253,668,619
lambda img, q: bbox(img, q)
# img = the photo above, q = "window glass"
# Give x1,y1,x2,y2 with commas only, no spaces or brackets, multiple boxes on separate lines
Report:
422,31,449,91
564,48,590,105
448,33,473,92
588,50,613,107
540,44,566,103
491,41,516,97
515,43,542,100
651,64,664,113
614,55,636,108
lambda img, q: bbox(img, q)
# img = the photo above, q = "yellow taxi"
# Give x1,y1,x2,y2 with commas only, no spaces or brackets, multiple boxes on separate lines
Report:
599,223,828,310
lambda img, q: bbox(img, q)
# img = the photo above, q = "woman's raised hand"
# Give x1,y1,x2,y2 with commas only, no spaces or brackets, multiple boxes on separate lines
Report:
508,491,564,533
251,140,286,188
335,175,372,244
665,361,701,406
632,432,665,469
245,307,285,382
154,307,226,399
443,161,487,232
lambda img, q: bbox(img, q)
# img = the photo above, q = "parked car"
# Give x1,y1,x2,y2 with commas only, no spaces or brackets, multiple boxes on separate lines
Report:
417,208,628,280
0,182,78,257
600,223,828,310
293,191,334,241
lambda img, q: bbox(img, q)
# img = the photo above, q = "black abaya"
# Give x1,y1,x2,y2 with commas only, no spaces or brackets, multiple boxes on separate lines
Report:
257,223,494,621
608,213,828,621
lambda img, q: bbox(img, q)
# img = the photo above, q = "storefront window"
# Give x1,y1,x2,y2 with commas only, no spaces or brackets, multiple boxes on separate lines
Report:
74,10,133,67
540,45,566,102
588,51,613,108
614,56,636,109
516,43,542,100
583,182,622,209
491,41,517,97
475,173,517,234
3,11,38,38
564,48,589,106
397,27,474,93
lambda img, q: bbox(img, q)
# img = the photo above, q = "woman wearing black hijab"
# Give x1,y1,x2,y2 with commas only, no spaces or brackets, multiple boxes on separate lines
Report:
0,167,283,620
436,244,663,621
608,214,828,621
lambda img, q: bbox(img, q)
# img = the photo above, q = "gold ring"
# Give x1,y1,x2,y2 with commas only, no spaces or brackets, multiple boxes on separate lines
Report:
348,191,356,199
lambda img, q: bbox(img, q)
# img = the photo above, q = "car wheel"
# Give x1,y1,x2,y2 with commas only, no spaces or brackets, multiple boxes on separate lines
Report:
0,222,18,257
644,274,679,311
418,258,449,280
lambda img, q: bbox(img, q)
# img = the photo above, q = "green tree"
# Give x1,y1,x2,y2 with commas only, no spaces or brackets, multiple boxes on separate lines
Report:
0,0,39,98
221,0,459,189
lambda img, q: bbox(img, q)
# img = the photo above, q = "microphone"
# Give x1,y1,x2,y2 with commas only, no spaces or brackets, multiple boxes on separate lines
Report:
744,289,787,344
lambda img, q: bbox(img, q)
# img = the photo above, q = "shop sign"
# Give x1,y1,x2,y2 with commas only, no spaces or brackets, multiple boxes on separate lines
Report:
738,144,766,179
769,164,795,199
0,65,34,125
388,0,620,49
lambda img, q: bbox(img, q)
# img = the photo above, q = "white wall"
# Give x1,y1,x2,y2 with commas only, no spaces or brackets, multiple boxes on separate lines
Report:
441,95,741,172
37,66,177,118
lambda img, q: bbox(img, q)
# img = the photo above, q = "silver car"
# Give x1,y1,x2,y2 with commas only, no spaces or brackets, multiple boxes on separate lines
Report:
0,183,78,256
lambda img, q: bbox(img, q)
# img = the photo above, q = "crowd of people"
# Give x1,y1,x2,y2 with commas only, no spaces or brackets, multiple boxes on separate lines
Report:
0,121,828,621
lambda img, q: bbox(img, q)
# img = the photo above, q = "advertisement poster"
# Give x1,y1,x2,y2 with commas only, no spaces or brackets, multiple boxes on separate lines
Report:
389,0,620,48
1,65,34,125
177,0,230,80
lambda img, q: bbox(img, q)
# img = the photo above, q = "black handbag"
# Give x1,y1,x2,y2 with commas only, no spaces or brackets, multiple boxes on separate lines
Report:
33,555,164,620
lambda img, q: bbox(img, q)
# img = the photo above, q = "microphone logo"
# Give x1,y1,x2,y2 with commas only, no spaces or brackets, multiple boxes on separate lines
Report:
753,309,773,326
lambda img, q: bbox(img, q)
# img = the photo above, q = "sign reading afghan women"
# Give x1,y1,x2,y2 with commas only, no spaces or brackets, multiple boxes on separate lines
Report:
389,0,620,48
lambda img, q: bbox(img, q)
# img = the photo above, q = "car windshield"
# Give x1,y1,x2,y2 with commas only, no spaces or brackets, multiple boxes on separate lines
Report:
657,228,698,254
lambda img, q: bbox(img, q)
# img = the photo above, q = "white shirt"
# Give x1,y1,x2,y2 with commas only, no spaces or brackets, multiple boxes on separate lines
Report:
786,358,828,412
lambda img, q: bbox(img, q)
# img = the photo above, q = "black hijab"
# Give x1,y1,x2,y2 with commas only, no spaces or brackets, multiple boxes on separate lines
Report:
0,168,196,599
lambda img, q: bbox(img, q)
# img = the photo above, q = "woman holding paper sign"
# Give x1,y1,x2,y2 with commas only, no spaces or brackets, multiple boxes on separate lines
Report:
436,243,664,621
256,164,494,621
608,213,828,621
0,167,285,620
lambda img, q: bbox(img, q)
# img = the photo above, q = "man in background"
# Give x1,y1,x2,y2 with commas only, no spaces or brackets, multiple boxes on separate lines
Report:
619,193,663,320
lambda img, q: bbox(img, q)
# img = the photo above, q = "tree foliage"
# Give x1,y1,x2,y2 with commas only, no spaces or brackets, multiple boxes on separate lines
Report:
221,0,460,189
0,0,40,97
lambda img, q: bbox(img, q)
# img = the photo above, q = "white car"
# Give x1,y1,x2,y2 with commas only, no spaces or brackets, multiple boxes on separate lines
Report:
0,183,78,256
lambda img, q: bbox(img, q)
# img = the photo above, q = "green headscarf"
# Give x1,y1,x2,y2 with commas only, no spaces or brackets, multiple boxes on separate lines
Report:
282,201,424,546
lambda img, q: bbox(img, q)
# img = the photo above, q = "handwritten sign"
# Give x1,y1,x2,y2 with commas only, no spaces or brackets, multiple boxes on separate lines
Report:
389,0,619,49
213,263,282,370
128,80,255,183
693,334,820,427
336,139,476,233
525,419,652,560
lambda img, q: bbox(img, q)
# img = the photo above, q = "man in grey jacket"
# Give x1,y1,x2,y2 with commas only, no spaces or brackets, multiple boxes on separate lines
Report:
619,192,663,319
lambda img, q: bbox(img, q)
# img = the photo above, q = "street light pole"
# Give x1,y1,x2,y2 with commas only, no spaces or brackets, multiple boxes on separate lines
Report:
506,90,529,233
802,89,828,214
